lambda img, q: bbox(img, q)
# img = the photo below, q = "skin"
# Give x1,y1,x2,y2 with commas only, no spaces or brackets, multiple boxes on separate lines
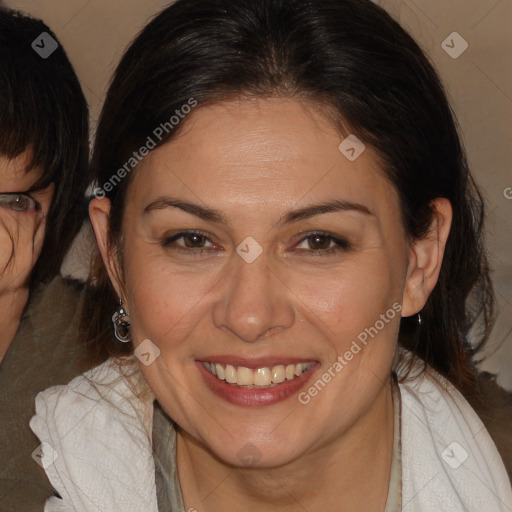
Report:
90,97,452,511
0,150,54,362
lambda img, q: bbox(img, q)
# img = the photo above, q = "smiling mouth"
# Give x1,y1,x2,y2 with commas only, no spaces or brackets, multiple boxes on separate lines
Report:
201,362,315,388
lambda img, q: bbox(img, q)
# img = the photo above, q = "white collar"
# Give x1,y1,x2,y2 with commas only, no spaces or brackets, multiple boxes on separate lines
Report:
31,354,512,511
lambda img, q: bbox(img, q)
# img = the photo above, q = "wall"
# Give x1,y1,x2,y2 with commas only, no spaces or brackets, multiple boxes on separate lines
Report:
5,0,512,388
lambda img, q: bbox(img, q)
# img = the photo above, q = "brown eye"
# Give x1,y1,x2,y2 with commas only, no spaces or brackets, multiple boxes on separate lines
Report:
294,232,351,255
183,233,207,247
307,234,332,250
161,230,217,251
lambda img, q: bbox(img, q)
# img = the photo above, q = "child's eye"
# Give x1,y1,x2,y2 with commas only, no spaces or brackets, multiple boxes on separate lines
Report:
294,232,350,254
0,193,39,212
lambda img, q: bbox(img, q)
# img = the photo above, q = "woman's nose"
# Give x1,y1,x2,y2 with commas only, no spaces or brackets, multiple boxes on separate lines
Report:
212,247,295,343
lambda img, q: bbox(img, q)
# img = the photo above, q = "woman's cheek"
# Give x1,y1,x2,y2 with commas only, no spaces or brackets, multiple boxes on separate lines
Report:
32,217,48,262
289,260,392,320
0,225,14,275
0,211,44,290
126,262,213,342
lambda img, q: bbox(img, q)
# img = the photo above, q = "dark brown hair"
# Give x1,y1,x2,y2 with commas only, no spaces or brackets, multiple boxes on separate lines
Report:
83,0,494,400
0,7,90,287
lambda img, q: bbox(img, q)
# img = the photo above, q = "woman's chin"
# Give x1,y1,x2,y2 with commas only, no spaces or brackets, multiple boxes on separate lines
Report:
195,430,309,469
216,445,300,469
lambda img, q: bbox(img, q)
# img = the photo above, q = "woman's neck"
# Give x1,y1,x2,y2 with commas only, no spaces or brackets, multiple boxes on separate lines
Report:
176,379,395,512
0,286,29,362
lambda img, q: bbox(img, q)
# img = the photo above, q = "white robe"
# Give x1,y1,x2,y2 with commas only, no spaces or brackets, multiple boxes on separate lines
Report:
30,355,512,512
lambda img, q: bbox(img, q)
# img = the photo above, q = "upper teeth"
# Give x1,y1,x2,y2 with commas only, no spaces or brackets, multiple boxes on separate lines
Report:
203,362,314,387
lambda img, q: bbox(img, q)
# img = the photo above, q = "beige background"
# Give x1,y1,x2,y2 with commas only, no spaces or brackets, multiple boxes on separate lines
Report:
4,0,512,388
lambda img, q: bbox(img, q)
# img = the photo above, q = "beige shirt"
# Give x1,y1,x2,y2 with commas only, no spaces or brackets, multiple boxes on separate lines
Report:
0,277,90,512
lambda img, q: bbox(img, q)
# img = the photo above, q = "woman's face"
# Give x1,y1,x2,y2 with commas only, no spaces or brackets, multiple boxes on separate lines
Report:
92,97,447,468
0,150,54,294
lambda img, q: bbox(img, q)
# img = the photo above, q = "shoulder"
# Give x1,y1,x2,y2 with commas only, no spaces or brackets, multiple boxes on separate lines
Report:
0,276,91,509
398,357,512,511
0,275,91,448
3,275,89,375
33,355,149,420
28,275,84,321
474,372,512,480
30,356,158,512
31,355,154,446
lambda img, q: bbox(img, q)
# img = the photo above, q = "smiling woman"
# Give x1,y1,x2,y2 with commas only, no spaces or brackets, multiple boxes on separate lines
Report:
30,0,511,511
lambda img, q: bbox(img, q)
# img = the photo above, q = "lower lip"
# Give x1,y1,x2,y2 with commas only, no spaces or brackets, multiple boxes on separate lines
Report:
196,361,320,407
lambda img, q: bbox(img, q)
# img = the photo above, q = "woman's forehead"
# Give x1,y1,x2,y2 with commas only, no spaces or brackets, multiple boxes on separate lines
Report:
133,97,391,210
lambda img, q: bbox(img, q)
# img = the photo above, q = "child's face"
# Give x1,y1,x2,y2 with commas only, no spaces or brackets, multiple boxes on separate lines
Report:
0,150,54,294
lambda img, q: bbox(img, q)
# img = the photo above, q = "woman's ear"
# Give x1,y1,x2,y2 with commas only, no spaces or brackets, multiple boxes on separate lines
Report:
401,198,453,317
89,197,125,300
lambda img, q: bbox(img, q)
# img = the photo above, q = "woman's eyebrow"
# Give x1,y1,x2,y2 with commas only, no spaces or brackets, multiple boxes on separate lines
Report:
144,197,225,223
280,200,375,224
144,196,374,224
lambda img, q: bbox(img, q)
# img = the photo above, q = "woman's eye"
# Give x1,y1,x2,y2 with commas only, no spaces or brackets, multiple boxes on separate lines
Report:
0,193,38,212
295,233,350,254
181,233,209,248
162,231,217,251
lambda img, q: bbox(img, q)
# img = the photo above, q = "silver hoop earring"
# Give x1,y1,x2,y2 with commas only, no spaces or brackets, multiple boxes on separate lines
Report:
112,299,131,343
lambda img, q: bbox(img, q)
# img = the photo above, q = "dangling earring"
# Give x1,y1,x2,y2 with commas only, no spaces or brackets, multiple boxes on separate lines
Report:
417,312,422,327
112,299,131,343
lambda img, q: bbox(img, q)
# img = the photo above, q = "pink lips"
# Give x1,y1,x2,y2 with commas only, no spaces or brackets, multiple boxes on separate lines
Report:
196,360,320,407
